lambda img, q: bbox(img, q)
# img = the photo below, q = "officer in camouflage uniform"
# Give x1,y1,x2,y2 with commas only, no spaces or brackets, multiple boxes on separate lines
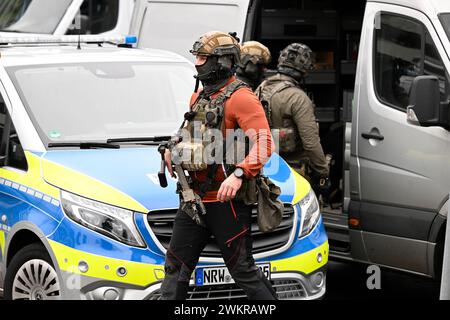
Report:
256,43,329,194
236,41,272,91
160,31,277,300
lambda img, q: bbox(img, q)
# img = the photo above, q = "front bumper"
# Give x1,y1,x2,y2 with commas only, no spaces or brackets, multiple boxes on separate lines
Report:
52,239,328,300
76,269,326,300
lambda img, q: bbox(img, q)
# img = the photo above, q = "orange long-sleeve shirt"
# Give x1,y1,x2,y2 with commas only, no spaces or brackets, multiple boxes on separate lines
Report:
189,77,274,202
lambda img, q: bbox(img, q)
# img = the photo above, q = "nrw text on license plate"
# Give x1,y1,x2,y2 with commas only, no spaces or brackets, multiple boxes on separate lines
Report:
195,263,270,286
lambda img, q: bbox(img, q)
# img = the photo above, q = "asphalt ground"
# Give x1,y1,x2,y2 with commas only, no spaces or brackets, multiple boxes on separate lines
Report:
0,260,441,300
325,260,441,300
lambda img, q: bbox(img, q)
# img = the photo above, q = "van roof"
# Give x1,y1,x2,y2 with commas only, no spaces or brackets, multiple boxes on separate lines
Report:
0,45,191,67
368,0,450,16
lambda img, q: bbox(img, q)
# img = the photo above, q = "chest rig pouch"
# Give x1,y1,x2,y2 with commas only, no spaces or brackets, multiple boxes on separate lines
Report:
174,79,249,173
257,80,300,155
174,97,209,172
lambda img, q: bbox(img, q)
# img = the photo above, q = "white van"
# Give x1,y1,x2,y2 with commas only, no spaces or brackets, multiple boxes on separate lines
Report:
131,0,450,279
0,0,134,36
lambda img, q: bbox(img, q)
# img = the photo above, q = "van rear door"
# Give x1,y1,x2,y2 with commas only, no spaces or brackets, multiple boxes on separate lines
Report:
131,0,250,61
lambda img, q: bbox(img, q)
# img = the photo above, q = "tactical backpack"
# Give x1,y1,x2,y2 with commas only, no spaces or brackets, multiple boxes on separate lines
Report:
256,80,299,154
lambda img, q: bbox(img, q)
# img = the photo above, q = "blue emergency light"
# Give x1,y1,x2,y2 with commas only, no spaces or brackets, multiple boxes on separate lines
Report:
0,35,139,46
125,36,138,45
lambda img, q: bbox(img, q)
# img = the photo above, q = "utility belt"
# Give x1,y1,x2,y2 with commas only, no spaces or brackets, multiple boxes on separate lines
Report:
189,163,257,205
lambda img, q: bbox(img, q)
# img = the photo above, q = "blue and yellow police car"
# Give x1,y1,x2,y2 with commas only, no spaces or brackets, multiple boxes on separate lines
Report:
0,36,328,300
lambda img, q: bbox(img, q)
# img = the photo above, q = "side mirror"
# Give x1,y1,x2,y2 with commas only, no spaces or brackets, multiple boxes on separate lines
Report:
406,75,450,129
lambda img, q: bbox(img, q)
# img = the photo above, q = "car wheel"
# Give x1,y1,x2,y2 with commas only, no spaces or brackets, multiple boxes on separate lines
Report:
4,243,61,300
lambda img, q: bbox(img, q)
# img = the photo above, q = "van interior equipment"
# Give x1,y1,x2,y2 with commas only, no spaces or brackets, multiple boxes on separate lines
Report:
243,0,366,253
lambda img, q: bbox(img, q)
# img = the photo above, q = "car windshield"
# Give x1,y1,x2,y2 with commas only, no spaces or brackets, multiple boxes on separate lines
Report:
7,61,195,145
440,13,450,44
0,0,73,34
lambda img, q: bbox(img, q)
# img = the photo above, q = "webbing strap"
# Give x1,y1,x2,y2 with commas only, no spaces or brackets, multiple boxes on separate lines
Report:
258,80,296,127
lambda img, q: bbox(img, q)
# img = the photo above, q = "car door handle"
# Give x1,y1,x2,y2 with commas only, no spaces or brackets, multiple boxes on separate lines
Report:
361,132,384,141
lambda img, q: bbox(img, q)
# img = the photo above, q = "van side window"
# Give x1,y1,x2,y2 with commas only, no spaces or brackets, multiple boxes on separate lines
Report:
67,0,119,35
424,32,450,102
0,102,28,172
374,14,423,110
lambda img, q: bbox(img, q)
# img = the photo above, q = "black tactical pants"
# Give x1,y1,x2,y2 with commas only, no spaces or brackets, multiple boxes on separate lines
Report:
160,200,277,300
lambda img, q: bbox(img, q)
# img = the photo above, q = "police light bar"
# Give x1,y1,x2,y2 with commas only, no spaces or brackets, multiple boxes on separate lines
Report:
0,35,138,46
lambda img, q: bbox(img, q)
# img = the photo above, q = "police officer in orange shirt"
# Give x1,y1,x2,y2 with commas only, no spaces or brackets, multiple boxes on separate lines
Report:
160,31,277,300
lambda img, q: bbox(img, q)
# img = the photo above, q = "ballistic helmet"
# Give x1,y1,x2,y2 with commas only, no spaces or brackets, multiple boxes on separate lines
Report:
190,31,241,63
236,41,272,90
191,31,241,88
240,41,272,66
278,43,315,75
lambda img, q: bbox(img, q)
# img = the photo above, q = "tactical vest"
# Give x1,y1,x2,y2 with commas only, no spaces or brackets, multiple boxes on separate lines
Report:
174,79,249,172
256,80,300,154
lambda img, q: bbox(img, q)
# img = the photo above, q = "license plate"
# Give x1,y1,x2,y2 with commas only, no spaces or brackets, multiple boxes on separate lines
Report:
195,263,271,286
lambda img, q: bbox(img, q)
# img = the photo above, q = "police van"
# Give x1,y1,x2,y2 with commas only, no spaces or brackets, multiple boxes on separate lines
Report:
131,0,450,279
0,0,134,37
0,35,328,300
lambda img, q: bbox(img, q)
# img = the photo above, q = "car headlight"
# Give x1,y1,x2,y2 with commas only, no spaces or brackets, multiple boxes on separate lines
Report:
299,189,321,238
61,190,145,247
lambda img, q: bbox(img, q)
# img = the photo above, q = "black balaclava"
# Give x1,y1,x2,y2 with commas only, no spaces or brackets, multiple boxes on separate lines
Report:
236,61,265,91
278,65,305,84
195,55,234,96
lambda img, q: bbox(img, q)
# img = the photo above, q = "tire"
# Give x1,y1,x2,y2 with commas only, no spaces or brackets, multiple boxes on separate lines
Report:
4,243,62,300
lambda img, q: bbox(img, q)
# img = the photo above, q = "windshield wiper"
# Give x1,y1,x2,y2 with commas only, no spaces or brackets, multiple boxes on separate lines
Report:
48,137,172,149
106,136,172,145
48,142,120,149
